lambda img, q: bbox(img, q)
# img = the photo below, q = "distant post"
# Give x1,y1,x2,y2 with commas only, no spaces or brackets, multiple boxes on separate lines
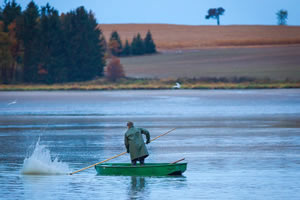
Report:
205,7,225,26
276,9,288,25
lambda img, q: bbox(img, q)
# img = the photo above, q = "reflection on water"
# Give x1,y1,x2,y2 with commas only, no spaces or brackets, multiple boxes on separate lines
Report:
129,177,147,200
22,175,68,200
127,176,187,200
0,90,300,200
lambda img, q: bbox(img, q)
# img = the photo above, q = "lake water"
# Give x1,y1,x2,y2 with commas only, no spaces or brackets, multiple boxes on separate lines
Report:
0,89,300,200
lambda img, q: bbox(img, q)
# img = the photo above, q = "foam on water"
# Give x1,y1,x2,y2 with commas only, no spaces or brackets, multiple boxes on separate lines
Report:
21,139,70,175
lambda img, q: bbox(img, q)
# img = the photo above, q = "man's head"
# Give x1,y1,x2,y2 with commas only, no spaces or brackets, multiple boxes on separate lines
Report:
127,121,133,128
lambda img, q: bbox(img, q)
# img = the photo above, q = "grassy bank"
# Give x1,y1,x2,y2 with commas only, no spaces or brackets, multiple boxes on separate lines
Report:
1,78,300,91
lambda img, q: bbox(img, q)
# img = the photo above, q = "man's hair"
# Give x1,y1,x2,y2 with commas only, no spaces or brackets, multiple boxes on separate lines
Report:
127,121,134,127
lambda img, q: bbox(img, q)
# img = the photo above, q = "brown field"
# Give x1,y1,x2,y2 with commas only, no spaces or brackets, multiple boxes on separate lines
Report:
120,45,300,80
99,24,300,50
101,24,300,81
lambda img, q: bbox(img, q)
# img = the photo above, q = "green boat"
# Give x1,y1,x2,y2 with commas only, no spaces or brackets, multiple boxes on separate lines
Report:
95,163,187,176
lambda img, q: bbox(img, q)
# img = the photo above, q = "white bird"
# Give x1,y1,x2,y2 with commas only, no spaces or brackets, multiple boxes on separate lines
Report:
7,99,17,106
172,82,181,89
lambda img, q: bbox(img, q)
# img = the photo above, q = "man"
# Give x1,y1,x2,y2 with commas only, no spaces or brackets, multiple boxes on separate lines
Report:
124,121,150,166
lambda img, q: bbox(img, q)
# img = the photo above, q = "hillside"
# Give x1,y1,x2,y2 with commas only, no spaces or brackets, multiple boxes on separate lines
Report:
99,24,300,50
99,24,300,81
120,45,300,80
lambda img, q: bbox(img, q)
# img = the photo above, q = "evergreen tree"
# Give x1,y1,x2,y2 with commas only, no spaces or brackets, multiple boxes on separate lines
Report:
99,34,107,55
2,0,21,32
0,2,106,83
122,39,131,56
37,3,65,83
144,30,156,54
18,1,40,83
0,22,14,83
62,6,105,82
19,1,39,48
131,33,144,55
0,7,3,21
109,31,122,56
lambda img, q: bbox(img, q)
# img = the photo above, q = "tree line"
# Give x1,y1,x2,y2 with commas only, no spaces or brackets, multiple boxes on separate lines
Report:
0,1,157,84
108,30,156,57
0,0,106,84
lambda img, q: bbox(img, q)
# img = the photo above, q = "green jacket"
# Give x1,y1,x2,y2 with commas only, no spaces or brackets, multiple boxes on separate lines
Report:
124,126,150,161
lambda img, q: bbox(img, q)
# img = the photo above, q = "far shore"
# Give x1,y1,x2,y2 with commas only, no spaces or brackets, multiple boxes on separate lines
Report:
1,78,299,91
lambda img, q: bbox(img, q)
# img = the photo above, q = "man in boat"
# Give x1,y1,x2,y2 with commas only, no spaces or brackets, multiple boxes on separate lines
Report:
124,121,150,166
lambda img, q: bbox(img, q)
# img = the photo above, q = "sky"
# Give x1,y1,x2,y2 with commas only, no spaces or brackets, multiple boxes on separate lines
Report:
6,0,300,26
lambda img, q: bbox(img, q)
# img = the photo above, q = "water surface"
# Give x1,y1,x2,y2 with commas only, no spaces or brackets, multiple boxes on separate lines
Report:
0,89,300,200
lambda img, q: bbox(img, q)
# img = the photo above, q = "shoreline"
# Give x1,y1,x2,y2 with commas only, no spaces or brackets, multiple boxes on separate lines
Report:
1,82,299,91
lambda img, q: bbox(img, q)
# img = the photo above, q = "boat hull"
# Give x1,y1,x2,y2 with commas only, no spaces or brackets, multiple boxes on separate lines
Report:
95,163,187,176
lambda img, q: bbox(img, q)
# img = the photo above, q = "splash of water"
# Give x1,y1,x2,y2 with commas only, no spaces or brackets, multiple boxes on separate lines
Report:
21,139,70,175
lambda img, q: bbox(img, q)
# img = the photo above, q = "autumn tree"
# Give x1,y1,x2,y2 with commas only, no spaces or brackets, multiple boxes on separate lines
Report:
109,31,123,56
0,19,22,83
0,0,23,83
144,30,156,54
205,7,225,26
106,57,125,82
277,9,288,25
7,21,22,83
1,0,21,32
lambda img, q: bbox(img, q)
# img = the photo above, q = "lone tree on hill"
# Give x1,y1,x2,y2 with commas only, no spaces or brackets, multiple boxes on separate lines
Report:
106,57,125,82
277,9,288,25
144,30,156,54
205,7,225,26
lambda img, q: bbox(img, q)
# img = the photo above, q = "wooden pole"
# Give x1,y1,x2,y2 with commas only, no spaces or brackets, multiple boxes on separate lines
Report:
69,128,177,175
150,128,176,142
170,158,185,164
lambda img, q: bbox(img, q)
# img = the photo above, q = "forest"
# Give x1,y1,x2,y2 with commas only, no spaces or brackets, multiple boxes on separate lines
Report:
0,0,156,84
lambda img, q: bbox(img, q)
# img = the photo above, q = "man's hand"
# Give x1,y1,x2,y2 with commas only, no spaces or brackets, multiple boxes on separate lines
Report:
146,140,150,144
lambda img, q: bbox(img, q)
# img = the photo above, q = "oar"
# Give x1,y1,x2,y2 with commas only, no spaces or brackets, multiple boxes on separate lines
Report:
170,158,185,164
69,128,177,175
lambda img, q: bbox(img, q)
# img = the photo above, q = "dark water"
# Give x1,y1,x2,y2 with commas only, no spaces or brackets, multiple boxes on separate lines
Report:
0,89,300,200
